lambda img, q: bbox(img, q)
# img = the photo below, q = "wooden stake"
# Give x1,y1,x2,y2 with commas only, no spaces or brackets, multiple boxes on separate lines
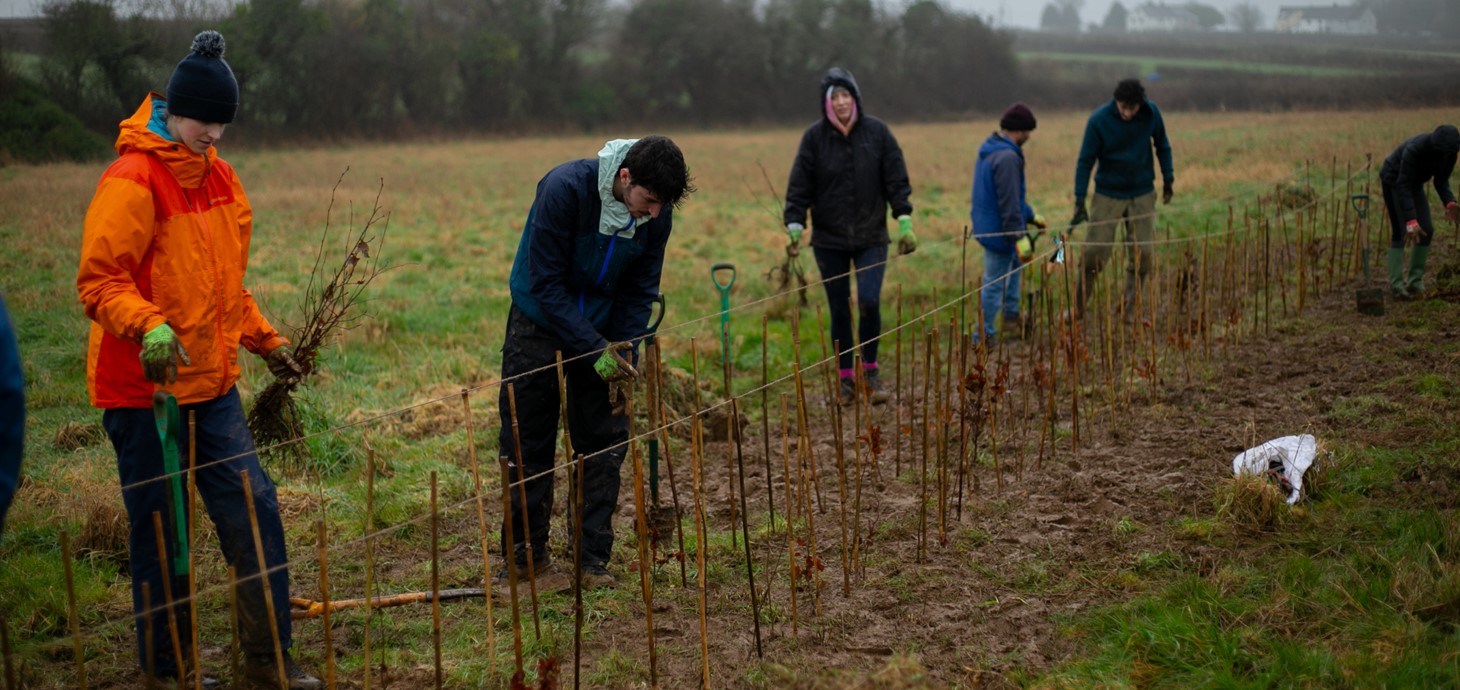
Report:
918,329,932,563
788,311,825,513
185,411,199,690
462,392,496,676
505,383,542,638
625,387,659,687
690,415,710,689
239,471,286,689
729,396,765,656
150,512,185,690
315,521,336,689
780,394,799,638
362,451,375,690
573,453,585,690
497,455,525,676
761,315,776,523
895,283,903,478
61,531,88,689
651,342,689,587
430,472,443,690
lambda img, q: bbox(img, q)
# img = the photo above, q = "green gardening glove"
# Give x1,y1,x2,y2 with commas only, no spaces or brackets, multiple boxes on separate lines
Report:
896,215,917,255
785,223,804,247
1029,213,1048,230
140,323,190,385
594,341,637,382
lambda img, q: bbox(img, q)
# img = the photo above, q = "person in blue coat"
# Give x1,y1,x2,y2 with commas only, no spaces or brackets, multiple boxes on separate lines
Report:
500,136,693,587
971,103,1045,345
0,294,22,537
1072,78,1175,316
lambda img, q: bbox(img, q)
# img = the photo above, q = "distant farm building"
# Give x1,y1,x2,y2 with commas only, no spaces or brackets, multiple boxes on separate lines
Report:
1127,4,1201,32
1276,4,1378,34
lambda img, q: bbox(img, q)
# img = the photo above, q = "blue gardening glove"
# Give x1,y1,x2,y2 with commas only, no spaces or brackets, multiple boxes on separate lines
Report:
265,346,304,385
594,341,637,382
140,323,190,385
896,215,916,255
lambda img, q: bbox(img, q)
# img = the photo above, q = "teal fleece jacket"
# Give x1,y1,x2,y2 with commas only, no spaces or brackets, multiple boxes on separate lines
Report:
1074,99,1174,204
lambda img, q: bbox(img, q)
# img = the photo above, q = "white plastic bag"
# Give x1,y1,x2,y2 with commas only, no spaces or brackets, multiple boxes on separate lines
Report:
1231,434,1318,505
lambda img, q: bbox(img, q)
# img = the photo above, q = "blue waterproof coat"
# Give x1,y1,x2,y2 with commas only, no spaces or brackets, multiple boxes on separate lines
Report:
508,157,671,357
971,132,1035,254
0,295,22,534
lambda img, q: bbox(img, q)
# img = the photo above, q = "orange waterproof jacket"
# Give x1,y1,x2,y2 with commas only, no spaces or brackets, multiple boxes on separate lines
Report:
78,93,285,409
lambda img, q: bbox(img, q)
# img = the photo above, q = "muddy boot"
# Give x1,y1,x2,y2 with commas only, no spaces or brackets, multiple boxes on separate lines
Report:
1387,247,1412,300
838,376,855,407
864,368,890,405
1406,245,1430,296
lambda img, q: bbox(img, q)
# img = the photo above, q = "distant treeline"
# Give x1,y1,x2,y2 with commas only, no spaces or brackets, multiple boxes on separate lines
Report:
0,0,1017,145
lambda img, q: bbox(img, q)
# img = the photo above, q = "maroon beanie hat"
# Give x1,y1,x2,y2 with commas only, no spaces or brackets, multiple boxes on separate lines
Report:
1000,102,1036,132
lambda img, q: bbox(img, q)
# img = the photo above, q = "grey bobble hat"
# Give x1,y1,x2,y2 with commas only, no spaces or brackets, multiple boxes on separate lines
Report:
166,31,238,124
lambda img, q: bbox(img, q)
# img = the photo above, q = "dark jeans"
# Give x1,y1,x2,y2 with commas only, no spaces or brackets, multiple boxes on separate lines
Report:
1383,180,1435,248
812,244,887,372
103,387,292,676
498,306,628,568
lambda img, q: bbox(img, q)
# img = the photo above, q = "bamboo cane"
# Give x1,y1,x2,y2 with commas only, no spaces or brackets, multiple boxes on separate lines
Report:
690,415,710,689
462,392,496,676
762,315,776,524
789,310,825,513
625,387,659,687
504,384,542,639
430,472,443,690
729,395,765,656
918,329,932,563
497,455,525,676
363,450,375,690
780,394,799,638
650,342,689,587
151,515,185,690
573,452,585,690
315,520,336,689
239,472,287,689
61,530,88,690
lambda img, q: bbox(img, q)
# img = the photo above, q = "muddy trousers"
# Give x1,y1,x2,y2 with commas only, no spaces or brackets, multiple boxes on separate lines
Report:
104,387,292,677
813,244,887,373
498,306,628,569
1076,191,1156,316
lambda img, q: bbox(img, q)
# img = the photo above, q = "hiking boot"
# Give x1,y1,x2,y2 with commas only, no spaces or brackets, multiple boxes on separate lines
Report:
864,369,889,405
837,377,855,407
1002,313,1025,341
582,563,617,589
243,652,322,690
492,548,553,583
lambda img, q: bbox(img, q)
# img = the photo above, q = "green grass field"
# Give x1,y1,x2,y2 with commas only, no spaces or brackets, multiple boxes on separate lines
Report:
3,107,1459,687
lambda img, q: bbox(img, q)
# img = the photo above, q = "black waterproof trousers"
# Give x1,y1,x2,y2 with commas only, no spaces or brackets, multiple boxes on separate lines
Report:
498,306,628,568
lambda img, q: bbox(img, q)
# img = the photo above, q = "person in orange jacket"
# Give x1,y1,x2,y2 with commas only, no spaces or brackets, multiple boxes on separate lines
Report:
76,31,319,689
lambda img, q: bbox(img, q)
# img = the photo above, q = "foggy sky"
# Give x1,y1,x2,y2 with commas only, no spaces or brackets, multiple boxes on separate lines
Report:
0,0,1325,28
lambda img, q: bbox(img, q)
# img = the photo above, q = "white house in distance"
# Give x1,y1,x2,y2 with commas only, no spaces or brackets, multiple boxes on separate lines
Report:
1276,4,1378,34
1127,4,1202,32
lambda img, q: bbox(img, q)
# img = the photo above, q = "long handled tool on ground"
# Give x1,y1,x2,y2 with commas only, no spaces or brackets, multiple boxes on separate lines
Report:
152,391,190,577
1351,194,1384,316
289,589,488,619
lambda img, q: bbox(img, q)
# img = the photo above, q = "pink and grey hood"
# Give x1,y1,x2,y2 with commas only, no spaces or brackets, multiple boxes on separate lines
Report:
820,67,862,135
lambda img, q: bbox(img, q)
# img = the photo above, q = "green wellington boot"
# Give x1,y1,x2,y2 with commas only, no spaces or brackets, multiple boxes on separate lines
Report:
1406,245,1431,296
1387,247,1412,300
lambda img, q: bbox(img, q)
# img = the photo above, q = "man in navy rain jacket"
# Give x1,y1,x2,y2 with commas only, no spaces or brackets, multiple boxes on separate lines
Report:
500,136,693,587
1072,78,1175,316
971,102,1044,345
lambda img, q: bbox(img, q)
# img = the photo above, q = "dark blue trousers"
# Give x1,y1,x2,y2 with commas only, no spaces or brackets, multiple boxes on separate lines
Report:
813,244,887,372
103,387,292,676
498,306,628,568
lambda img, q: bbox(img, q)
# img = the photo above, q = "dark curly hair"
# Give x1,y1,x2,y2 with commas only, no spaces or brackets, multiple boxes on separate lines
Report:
622,135,696,210
1113,78,1146,105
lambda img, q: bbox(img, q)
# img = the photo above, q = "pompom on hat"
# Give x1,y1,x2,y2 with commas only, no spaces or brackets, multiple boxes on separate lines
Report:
166,31,238,124
999,102,1036,132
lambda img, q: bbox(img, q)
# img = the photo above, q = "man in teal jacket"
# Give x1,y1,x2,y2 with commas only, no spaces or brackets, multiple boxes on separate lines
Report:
500,136,693,587
1072,78,1175,316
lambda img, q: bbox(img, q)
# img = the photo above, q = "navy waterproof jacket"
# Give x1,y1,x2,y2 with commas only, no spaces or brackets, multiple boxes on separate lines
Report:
1074,99,1174,204
1379,125,1458,223
507,159,671,357
971,132,1035,255
784,67,913,252
0,295,22,535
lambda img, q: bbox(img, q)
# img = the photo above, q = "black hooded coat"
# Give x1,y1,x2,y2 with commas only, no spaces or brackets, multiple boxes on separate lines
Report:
1379,124,1458,224
783,67,914,252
